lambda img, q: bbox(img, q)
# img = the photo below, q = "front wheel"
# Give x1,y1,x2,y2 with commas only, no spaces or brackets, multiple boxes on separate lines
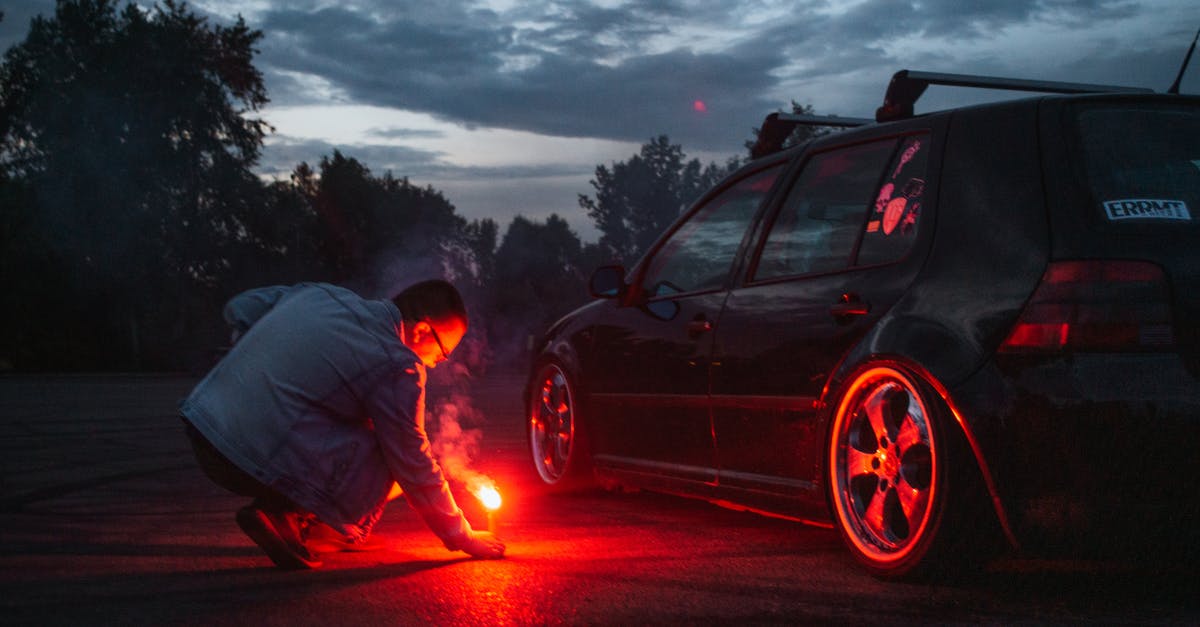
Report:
827,363,995,580
527,362,592,490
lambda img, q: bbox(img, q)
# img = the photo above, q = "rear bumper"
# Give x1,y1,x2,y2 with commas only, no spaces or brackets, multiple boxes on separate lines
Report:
953,353,1200,556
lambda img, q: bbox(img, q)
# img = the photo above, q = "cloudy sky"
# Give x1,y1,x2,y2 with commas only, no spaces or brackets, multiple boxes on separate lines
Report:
3,0,1197,240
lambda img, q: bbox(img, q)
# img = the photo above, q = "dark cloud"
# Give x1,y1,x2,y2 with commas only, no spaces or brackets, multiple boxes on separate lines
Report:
505,1,679,60
253,1,785,151
368,127,446,139
4,0,1193,242
5,0,1197,154
745,0,1194,117
244,0,1192,153
258,4,512,98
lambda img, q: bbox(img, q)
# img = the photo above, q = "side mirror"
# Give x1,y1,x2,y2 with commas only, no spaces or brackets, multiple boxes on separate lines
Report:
589,265,626,299
644,299,679,321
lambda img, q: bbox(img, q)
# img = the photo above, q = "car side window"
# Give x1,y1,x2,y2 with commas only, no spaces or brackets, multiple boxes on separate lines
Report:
642,164,783,296
857,134,929,267
753,139,897,281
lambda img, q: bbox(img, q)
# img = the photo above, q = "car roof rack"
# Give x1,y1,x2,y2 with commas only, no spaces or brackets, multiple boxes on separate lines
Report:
750,112,874,159
876,69,1155,122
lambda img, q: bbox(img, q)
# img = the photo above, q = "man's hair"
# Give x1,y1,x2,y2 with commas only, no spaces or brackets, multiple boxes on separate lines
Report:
393,279,467,327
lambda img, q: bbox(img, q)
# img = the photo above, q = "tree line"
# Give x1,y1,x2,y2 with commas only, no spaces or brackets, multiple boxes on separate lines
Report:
0,1,815,372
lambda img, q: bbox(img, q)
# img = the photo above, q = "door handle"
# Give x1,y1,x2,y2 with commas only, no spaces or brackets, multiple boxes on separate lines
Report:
687,319,713,336
829,293,870,317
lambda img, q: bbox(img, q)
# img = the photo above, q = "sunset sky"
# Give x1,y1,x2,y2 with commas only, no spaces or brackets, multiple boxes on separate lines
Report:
3,0,1197,240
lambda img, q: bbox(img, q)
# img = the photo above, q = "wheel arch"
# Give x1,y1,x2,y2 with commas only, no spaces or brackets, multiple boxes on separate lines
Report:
819,349,1020,552
524,334,603,490
525,336,587,419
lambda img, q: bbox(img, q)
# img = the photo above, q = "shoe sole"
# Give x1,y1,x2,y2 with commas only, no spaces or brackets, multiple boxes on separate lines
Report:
236,507,322,570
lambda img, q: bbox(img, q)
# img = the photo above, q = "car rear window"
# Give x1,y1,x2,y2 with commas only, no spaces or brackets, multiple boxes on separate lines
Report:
751,133,928,281
1075,102,1200,227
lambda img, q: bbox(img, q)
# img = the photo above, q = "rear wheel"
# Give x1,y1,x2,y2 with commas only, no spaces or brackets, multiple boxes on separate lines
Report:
827,363,995,579
527,362,591,490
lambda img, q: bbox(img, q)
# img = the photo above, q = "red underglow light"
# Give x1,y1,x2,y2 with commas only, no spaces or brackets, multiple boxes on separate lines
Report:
693,99,707,113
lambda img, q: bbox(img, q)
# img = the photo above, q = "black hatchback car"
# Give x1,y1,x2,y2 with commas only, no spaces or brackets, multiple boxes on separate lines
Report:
524,70,1200,579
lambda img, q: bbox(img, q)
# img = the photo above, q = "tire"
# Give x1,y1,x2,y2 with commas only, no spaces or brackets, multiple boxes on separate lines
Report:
527,362,592,491
826,362,996,580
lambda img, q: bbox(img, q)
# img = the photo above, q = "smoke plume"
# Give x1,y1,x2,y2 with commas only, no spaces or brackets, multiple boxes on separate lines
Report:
429,390,496,497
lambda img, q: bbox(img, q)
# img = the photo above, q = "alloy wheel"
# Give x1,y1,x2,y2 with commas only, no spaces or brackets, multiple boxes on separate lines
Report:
829,366,938,567
529,364,575,484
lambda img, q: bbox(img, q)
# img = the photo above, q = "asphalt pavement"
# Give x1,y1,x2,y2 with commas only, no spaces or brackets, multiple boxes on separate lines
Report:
0,372,533,625
2,372,1198,626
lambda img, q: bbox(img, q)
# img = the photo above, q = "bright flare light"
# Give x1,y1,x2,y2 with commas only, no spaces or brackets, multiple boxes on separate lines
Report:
476,485,502,511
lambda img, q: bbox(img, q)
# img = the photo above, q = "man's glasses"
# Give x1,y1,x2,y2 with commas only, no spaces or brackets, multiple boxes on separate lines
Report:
424,318,449,361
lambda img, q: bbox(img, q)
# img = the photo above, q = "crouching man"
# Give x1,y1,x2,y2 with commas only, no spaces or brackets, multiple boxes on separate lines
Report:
181,280,504,569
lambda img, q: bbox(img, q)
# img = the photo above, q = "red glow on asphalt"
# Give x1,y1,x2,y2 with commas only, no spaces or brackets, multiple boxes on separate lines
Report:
693,99,707,113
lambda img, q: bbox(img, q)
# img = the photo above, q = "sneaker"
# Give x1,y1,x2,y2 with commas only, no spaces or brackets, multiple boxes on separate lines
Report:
305,522,386,553
236,504,323,570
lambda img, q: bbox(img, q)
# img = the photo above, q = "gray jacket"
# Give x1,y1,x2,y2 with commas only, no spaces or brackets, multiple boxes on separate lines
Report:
181,283,470,546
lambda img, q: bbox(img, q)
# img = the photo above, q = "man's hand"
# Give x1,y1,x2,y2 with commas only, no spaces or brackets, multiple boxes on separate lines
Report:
459,529,505,559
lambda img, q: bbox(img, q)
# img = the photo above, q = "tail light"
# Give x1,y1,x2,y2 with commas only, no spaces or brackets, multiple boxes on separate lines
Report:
999,260,1175,352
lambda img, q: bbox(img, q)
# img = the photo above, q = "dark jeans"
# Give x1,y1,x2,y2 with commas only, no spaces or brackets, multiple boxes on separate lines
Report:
182,417,300,513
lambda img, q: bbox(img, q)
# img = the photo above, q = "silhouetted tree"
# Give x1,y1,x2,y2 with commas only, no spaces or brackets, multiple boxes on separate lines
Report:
0,0,271,369
579,135,739,264
311,151,376,281
233,169,324,289
462,217,498,288
449,215,498,367
308,150,486,300
489,214,589,363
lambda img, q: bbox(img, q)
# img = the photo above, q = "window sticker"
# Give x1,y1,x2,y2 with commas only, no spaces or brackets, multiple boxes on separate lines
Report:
880,178,924,235
872,177,923,236
856,134,929,268
892,141,921,179
869,138,925,237
1103,199,1192,221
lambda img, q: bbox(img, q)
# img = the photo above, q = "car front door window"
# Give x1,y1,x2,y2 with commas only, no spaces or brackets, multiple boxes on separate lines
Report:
642,165,783,296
